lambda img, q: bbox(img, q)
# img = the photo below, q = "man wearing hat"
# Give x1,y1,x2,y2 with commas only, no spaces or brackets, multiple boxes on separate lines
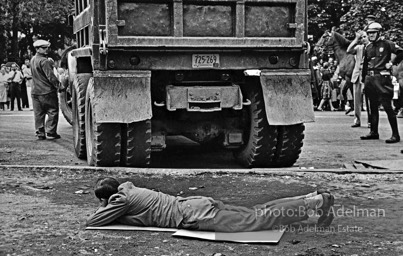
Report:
30,39,63,140
364,15,376,29
360,22,403,143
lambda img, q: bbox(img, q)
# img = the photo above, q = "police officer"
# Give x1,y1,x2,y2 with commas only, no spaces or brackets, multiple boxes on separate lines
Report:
360,22,403,143
31,40,63,140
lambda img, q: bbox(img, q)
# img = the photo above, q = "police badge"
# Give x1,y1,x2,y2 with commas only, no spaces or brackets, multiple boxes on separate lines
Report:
379,47,384,52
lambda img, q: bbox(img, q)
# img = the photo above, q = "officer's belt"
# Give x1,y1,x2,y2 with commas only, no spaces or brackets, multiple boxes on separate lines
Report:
366,70,390,76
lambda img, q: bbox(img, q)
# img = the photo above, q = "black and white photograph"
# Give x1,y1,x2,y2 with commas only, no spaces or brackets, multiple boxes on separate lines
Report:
0,0,402,255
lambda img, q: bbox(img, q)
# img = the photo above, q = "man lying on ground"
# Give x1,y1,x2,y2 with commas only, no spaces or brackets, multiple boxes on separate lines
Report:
86,177,335,232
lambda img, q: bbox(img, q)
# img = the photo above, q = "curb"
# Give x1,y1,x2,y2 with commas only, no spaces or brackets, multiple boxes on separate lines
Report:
1,165,403,175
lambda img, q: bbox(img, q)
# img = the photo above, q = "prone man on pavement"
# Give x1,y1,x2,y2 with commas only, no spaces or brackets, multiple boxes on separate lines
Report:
30,40,64,140
360,22,403,143
87,177,335,232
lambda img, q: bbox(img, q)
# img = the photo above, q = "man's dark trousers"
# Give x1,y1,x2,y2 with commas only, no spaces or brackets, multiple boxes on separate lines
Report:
32,92,59,135
9,82,22,111
365,74,398,136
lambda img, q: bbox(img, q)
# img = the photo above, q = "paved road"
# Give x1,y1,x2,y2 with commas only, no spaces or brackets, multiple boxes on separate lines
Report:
0,109,402,169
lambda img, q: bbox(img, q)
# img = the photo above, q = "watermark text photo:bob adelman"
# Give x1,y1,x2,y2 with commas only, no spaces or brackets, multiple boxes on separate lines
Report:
256,204,386,232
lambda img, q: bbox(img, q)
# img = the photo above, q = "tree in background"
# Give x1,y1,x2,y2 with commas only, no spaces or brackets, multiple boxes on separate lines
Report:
308,0,403,46
0,1,10,63
308,0,352,41
0,0,73,64
340,0,403,46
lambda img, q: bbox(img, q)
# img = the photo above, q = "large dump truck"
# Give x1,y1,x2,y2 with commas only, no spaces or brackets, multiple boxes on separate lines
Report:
64,0,314,167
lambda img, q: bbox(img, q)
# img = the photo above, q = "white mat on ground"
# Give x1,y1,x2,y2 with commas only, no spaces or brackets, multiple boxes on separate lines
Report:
172,229,284,243
355,159,403,170
86,225,284,243
86,225,178,232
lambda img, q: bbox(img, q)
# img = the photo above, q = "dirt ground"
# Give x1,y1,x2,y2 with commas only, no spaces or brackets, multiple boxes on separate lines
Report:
1,166,403,256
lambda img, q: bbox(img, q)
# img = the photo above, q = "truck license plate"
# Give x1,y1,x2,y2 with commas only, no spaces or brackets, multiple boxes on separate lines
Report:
192,54,220,68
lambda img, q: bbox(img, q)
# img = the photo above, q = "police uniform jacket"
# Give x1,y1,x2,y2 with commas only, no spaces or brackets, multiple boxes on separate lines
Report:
363,39,403,73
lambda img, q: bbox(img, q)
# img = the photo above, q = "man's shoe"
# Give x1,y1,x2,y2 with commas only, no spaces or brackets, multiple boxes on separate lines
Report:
351,123,360,128
385,136,400,144
317,193,335,227
36,129,46,140
345,108,353,115
46,133,61,139
360,133,379,140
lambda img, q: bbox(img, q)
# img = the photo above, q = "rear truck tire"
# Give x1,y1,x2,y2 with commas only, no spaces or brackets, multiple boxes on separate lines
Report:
85,79,122,167
234,89,278,167
233,88,305,168
121,121,152,167
272,124,305,168
72,73,92,159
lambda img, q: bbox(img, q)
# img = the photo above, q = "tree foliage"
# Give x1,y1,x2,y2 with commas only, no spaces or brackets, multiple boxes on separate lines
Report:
0,0,73,63
340,0,403,46
308,0,351,41
308,0,403,46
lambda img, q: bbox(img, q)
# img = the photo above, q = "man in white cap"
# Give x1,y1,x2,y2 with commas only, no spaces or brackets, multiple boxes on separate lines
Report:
30,39,63,140
360,23,403,143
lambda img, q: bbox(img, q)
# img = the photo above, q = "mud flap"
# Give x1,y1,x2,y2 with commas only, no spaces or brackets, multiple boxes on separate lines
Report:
259,70,315,125
92,70,152,123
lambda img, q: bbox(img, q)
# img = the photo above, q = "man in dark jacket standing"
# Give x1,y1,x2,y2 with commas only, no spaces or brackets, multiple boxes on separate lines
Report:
360,22,403,143
31,39,62,140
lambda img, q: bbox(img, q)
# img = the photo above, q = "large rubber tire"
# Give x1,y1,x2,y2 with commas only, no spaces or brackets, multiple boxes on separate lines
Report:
234,88,305,168
234,89,278,167
59,80,72,125
58,45,78,125
85,79,122,167
272,124,305,167
121,121,152,167
72,73,92,159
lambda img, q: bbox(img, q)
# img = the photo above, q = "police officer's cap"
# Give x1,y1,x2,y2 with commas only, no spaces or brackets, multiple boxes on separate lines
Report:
33,39,51,48
366,22,382,32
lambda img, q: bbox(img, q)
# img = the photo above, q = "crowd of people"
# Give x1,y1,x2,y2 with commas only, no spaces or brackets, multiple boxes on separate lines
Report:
311,57,346,112
310,15,403,155
0,39,65,140
311,41,403,121
310,19,403,140
0,60,33,111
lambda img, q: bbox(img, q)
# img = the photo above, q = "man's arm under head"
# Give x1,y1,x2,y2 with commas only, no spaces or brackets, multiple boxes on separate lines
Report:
86,193,130,227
